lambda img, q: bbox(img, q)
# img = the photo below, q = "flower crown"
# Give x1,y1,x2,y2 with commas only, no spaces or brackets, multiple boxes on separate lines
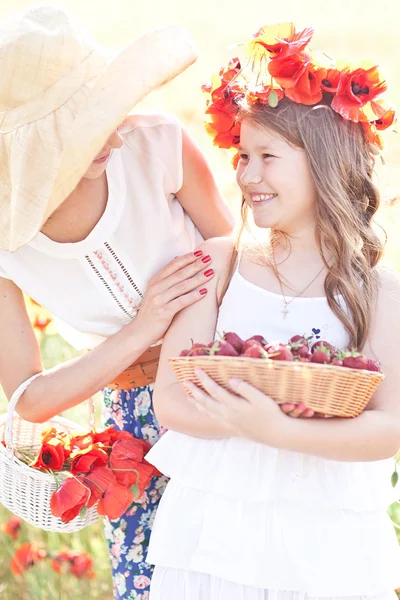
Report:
202,23,396,168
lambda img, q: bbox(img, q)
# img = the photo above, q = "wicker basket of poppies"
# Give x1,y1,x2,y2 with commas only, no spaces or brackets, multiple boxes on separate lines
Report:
0,376,159,532
169,333,384,418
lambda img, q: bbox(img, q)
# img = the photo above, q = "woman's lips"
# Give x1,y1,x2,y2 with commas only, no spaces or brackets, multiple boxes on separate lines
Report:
93,152,110,164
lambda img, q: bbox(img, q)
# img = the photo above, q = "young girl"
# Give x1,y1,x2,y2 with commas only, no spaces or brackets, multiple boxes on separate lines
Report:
145,24,400,600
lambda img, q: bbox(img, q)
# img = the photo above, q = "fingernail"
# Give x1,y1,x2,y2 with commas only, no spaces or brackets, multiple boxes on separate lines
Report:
201,255,211,263
204,269,214,277
194,250,203,257
199,288,207,296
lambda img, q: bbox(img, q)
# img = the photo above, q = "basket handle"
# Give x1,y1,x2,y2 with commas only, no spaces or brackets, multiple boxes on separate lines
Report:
5,374,97,455
5,372,43,454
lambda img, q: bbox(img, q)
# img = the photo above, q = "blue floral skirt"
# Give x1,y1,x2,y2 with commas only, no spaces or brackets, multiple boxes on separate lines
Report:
102,385,168,600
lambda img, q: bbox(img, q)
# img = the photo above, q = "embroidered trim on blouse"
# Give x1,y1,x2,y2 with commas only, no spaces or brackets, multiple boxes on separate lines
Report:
85,243,143,319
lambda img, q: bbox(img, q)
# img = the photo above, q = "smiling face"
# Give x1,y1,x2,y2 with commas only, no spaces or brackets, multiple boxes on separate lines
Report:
236,119,317,234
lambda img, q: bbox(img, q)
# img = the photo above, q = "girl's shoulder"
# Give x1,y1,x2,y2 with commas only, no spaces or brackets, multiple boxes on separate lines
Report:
376,265,400,297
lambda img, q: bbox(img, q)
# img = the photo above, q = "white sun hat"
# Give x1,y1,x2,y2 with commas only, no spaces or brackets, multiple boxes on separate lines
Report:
0,4,198,251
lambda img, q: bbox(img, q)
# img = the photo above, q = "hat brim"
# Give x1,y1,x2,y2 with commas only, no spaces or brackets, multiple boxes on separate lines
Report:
45,25,198,223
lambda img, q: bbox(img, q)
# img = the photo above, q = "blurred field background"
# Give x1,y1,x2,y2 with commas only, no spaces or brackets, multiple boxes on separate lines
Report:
1,0,400,597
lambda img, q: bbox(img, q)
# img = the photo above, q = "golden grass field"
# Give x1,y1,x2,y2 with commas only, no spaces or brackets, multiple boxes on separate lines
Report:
1,0,400,597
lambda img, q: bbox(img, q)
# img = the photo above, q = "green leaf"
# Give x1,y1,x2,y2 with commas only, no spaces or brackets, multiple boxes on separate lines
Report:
79,505,87,519
268,90,279,108
391,470,399,488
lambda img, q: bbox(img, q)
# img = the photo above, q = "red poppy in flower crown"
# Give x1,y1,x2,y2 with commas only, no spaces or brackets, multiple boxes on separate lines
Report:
320,68,342,94
247,85,284,107
248,23,314,60
374,105,396,130
331,65,388,121
268,53,309,89
10,542,47,575
285,62,327,105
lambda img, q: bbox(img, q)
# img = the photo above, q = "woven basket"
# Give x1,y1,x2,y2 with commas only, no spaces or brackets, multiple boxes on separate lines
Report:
0,374,98,532
169,356,384,418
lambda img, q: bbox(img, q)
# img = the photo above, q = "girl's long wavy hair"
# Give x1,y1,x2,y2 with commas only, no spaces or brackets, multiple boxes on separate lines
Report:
229,97,385,349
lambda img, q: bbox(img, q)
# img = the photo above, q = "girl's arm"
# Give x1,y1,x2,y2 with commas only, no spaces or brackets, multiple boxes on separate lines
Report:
152,236,235,438
190,267,400,461
0,251,215,423
176,128,235,239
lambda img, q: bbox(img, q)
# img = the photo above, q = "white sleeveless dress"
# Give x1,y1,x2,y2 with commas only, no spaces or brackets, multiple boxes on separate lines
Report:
145,260,400,600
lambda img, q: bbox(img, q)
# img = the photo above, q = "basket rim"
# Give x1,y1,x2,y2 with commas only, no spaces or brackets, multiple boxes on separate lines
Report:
0,414,92,479
169,355,385,379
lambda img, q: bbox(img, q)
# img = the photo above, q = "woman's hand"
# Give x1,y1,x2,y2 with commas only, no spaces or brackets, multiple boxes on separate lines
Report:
132,250,215,346
184,369,290,446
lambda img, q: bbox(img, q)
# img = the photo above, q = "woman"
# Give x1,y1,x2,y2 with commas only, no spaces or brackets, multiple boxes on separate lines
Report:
0,5,233,599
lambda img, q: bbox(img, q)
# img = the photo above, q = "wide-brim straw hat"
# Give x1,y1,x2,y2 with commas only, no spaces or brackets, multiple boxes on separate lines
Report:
0,5,198,252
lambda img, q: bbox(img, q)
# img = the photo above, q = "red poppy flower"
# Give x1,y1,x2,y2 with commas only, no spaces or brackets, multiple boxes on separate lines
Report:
361,123,384,150
97,484,134,520
69,432,95,451
0,516,22,540
10,543,46,575
246,86,284,106
70,443,108,475
30,438,66,471
373,105,396,130
285,63,326,105
249,23,313,60
50,476,90,522
83,466,118,507
320,68,341,94
109,438,160,488
92,426,132,446
231,152,240,170
51,550,95,579
268,53,309,89
331,65,388,121
110,437,151,463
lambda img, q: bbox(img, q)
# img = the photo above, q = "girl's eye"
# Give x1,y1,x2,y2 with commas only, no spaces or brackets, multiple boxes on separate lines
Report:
239,153,249,160
263,153,273,159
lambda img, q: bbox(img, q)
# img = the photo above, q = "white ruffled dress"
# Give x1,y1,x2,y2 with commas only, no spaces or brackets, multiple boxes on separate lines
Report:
146,266,400,599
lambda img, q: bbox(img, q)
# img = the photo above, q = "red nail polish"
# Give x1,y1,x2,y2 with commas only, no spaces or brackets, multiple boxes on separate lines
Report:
199,288,207,295
204,269,214,277
194,250,203,257
202,255,211,263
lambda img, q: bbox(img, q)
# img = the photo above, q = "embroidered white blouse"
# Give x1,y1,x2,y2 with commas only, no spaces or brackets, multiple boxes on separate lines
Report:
0,112,202,349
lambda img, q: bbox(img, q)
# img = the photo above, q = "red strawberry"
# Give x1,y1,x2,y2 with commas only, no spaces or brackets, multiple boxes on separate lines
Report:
342,354,368,370
222,332,244,354
366,358,382,373
295,353,312,361
311,340,335,354
246,334,268,345
242,345,268,359
241,339,263,354
210,341,239,357
189,343,210,356
311,349,331,364
266,343,294,361
179,349,190,356
331,359,343,366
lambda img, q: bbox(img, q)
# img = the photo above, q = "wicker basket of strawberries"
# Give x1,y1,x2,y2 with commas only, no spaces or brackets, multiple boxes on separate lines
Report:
169,333,384,418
